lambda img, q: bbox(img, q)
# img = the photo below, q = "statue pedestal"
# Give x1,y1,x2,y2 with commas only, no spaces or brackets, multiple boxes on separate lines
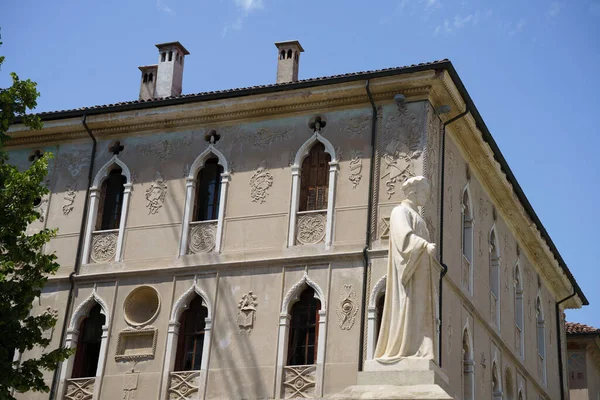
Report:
331,359,453,400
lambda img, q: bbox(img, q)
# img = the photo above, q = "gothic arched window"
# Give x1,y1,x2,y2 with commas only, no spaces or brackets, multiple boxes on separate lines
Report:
174,296,208,371
490,228,500,328
287,287,321,366
193,158,223,222
462,329,474,400
461,186,474,294
299,143,331,212
71,304,105,379
96,168,126,230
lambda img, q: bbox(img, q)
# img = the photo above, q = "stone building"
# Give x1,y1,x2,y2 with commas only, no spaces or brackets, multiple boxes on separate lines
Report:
566,322,600,400
7,40,588,400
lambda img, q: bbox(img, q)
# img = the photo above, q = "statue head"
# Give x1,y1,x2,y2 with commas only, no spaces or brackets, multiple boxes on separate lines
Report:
401,176,430,207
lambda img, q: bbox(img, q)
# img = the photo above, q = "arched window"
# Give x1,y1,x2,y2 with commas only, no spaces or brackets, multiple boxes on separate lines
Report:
462,329,474,400
536,296,546,384
96,168,126,230
490,228,500,329
461,187,474,294
71,304,105,379
492,362,503,400
149,72,153,82
143,73,148,83
299,143,331,212
514,264,524,358
287,287,321,366
161,52,166,62
174,296,208,371
193,158,223,222
168,50,173,61
280,50,285,60
287,49,293,59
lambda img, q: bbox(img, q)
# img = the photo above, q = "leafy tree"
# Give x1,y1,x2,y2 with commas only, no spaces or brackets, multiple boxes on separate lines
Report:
0,34,72,399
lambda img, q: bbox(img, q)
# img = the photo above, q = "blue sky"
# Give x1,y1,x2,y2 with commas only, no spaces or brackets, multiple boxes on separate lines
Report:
1,0,598,326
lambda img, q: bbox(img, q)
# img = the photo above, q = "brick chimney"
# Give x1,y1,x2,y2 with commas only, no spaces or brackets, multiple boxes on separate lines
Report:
275,40,304,84
139,41,189,100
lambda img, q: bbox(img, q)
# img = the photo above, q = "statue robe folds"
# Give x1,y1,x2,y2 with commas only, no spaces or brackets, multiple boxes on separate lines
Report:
374,200,441,362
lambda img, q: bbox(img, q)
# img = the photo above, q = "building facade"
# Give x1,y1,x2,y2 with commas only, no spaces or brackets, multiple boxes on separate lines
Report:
567,322,600,400
7,40,587,400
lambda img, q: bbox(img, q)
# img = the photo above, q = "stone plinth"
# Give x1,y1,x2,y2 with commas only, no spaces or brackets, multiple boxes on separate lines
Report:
331,359,453,400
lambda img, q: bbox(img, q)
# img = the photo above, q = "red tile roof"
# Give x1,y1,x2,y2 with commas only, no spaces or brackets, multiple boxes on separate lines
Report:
566,322,600,335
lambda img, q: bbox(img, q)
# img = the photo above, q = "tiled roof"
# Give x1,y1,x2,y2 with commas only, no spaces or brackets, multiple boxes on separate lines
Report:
35,59,450,118
566,322,600,335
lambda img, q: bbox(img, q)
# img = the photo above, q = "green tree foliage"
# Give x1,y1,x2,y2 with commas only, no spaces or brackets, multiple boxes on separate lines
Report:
0,34,72,399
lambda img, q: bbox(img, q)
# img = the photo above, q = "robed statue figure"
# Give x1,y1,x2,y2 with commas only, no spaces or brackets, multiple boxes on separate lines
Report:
374,176,441,363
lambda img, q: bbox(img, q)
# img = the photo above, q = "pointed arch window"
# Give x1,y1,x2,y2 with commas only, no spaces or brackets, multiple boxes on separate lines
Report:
71,304,105,379
174,296,208,371
287,287,321,366
462,329,474,400
193,158,223,222
299,143,331,212
461,186,474,294
536,296,547,384
515,264,524,358
97,168,126,230
490,228,500,329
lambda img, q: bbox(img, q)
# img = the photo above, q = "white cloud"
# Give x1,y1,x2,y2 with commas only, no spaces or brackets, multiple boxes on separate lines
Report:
548,1,562,17
433,11,482,35
423,0,441,9
235,0,263,12
156,0,175,15
223,0,265,37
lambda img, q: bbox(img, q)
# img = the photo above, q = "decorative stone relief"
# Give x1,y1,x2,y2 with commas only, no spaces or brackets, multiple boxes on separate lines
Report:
343,116,370,136
182,164,191,179
65,378,95,400
461,255,470,292
124,286,160,327
169,371,200,400
41,307,59,342
335,146,344,161
122,370,139,400
381,152,416,200
447,186,453,213
145,172,167,214
62,187,76,216
478,230,484,258
251,128,290,149
348,150,363,189
237,291,258,333
249,166,274,204
90,231,118,263
137,136,192,161
478,198,488,220
445,314,453,356
446,150,456,182
296,213,326,245
59,151,90,178
503,264,510,294
188,222,217,254
380,216,390,239
336,284,358,330
283,365,316,399
115,327,158,362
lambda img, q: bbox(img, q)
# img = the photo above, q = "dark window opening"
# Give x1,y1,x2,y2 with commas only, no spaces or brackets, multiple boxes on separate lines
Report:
287,49,292,59
299,143,330,211
193,158,223,222
71,304,105,379
174,296,208,371
287,287,321,366
143,73,148,83
280,50,286,60
168,51,173,61
96,168,126,230
148,72,153,82
161,52,166,62
375,294,385,342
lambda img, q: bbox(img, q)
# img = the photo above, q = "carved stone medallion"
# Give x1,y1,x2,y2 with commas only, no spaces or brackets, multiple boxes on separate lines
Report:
296,213,326,245
91,232,118,263
249,166,274,204
348,150,363,189
336,284,359,330
237,291,258,333
63,187,76,216
169,371,200,400
65,378,95,400
188,223,216,254
380,216,390,239
343,116,370,136
145,172,167,214
283,365,316,399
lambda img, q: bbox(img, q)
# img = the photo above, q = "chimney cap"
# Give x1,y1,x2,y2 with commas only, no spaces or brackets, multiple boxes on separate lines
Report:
274,40,304,52
155,41,190,55
138,64,158,72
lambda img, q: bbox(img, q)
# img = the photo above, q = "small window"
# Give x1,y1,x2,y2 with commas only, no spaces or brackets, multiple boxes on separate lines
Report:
71,304,105,378
193,158,223,222
176,52,179,62
280,50,286,60
161,52,166,62
174,296,208,371
287,49,293,59
299,143,331,212
143,73,148,83
168,51,173,61
287,287,321,366
96,168,126,230
148,72,153,82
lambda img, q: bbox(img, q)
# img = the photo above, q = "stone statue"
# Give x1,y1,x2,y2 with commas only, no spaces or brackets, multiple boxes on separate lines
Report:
374,176,441,363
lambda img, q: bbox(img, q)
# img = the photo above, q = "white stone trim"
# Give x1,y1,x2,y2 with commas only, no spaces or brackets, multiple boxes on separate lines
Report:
58,289,111,400
276,272,327,398
179,145,230,256
366,274,386,360
82,155,132,263
161,281,213,400
287,133,338,248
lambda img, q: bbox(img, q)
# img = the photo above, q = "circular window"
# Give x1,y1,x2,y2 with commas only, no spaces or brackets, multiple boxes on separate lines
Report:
123,286,160,326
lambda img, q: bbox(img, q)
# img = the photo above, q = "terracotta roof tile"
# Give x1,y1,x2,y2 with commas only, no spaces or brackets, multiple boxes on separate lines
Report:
566,322,600,335
34,59,450,117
